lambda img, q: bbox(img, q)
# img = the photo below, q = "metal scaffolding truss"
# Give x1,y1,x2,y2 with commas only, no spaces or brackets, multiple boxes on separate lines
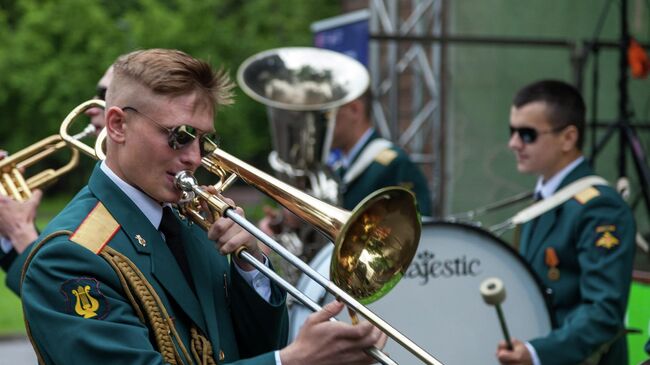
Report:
368,0,445,216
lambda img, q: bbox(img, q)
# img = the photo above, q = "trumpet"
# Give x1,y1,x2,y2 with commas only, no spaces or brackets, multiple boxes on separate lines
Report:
60,100,444,365
0,115,97,201
59,99,107,160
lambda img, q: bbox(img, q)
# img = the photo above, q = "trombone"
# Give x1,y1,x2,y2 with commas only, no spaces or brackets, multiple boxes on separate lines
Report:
1,113,97,201
178,149,444,365
60,100,444,365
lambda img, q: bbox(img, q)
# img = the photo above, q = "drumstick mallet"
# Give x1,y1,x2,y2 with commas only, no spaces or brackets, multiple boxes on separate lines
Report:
480,277,513,350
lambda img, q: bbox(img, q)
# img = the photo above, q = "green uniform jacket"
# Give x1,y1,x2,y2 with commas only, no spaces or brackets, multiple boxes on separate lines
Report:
340,131,432,216
520,161,635,365
21,164,288,364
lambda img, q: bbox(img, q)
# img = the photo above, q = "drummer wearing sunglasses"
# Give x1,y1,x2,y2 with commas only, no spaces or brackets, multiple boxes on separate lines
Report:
497,80,635,365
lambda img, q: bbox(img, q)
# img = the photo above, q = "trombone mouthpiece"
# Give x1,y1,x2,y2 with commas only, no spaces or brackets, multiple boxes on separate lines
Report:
174,170,197,192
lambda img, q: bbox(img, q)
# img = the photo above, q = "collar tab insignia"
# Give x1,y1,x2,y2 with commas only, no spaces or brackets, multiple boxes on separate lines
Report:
135,234,147,247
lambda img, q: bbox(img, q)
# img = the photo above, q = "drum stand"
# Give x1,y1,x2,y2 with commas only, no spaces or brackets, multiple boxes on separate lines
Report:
586,0,650,225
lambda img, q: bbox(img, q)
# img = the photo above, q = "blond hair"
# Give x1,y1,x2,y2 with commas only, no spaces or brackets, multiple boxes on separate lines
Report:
110,49,234,109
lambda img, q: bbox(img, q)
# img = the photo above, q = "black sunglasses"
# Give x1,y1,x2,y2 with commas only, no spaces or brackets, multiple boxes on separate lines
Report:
96,86,107,101
122,106,218,157
509,125,566,144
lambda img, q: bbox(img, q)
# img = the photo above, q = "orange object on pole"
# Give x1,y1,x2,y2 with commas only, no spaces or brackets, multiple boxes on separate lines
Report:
628,38,649,79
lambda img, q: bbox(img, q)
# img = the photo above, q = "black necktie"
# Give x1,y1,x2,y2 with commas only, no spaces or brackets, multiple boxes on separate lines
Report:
160,207,194,289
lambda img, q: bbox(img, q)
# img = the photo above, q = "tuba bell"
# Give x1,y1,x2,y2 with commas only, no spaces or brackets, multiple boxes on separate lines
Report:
237,47,370,205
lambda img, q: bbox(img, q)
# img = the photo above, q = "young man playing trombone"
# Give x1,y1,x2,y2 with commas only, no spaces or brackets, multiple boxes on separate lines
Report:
21,48,386,365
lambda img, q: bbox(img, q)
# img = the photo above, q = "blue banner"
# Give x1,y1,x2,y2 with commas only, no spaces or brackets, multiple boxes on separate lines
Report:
312,10,369,66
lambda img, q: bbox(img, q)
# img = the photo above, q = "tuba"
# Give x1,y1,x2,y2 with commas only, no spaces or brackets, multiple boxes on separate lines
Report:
237,47,369,204
237,48,370,279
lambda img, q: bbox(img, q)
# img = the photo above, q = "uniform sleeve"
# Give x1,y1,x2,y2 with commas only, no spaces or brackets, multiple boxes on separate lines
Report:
530,194,636,365
229,260,289,360
22,238,168,365
4,242,33,295
386,153,433,216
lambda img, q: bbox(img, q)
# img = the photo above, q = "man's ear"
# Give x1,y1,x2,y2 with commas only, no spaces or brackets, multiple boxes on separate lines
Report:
105,107,127,144
348,98,364,118
561,125,579,152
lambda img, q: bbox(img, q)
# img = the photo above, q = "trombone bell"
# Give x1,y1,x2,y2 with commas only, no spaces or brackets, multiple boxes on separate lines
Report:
334,187,420,303
200,147,420,302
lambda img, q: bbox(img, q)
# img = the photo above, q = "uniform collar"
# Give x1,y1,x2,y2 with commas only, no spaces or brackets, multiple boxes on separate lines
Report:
534,156,584,199
100,161,163,229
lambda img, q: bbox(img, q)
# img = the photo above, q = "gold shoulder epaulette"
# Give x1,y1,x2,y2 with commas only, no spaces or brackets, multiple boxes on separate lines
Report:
574,186,600,204
69,202,120,254
375,149,398,166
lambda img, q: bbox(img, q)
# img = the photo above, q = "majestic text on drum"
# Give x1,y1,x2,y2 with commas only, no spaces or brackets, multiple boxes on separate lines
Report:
405,251,482,285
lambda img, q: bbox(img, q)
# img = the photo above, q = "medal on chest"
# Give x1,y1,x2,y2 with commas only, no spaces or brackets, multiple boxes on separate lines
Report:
545,247,560,281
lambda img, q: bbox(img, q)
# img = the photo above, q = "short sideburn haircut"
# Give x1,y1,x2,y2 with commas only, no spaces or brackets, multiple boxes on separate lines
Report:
111,48,234,110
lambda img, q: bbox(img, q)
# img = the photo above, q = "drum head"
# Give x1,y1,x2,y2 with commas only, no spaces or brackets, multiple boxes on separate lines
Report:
290,221,552,365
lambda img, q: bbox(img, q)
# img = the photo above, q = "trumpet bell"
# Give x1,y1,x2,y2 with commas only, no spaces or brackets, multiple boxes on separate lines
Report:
335,187,420,304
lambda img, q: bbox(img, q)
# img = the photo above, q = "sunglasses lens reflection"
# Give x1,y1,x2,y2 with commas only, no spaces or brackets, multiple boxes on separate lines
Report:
510,127,537,144
168,126,218,156
168,125,196,150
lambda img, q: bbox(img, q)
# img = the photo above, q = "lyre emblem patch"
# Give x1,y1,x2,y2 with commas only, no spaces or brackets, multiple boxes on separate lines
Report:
60,277,110,319
73,285,99,318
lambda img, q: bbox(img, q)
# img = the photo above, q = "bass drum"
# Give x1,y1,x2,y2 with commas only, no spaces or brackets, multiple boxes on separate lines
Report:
289,221,553,365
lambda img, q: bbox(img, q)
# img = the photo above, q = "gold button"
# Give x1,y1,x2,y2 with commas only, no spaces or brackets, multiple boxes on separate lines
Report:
219,350,225,361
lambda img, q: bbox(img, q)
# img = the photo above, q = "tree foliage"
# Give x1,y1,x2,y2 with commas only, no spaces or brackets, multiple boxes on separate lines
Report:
0,0,339,191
